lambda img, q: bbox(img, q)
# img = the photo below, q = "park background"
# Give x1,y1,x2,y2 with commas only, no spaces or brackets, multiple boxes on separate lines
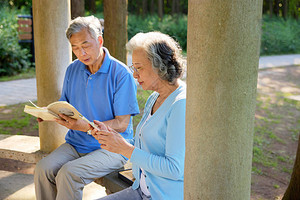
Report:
0,0,300,199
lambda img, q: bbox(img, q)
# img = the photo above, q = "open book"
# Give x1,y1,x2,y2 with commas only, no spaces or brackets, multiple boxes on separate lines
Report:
24,100,99,134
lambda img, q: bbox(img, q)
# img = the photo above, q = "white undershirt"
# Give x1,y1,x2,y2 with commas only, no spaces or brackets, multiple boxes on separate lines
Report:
140,168,151,196
139,112,152,196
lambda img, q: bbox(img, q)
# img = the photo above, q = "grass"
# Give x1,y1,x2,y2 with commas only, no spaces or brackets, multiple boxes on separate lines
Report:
0,102,38,135
0,67,35,82
252,91,300,175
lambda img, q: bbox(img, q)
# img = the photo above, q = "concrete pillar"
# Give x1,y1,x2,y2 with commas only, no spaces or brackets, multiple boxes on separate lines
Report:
184,1,263,199
32,0,71,153
103,0,128,64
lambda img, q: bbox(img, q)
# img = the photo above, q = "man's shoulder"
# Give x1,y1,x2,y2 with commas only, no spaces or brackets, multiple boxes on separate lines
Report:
108,58,131,77
66,59,85,74
69,59,84,68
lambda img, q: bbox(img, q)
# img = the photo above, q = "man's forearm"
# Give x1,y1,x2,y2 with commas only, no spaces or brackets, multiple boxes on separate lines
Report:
102,115,130,133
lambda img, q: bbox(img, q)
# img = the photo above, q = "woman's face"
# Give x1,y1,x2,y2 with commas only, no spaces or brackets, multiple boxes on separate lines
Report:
132,48,162,91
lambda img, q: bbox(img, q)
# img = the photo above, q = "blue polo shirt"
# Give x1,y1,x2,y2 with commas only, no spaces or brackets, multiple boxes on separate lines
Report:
59,48,140,153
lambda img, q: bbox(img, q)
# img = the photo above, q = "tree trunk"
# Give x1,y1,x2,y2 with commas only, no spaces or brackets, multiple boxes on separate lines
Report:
103,0,128,64
158,0,163,19
269,0,273,17
71,0,85,19
282,0,288,19
274,0,280,16
172,0,176,14
142,0,148,16
150,0,155,14
86,0,96,14
184,0,263,199
172,0,180,14
282,134,300,200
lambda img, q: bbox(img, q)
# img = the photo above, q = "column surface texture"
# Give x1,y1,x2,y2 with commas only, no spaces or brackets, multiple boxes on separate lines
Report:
32,0,71,152
184,0,263,199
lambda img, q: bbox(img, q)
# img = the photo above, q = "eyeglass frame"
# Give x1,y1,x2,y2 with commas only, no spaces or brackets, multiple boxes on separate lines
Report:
129,64,139,74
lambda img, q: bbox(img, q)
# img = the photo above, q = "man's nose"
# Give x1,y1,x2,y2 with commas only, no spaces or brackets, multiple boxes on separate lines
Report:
80,48,87,56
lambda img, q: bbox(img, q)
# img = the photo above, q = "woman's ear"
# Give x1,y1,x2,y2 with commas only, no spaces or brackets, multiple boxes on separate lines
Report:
98,35,103,46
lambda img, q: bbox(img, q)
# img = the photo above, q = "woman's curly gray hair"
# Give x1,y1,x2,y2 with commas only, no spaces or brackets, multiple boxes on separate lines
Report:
126,32,185,84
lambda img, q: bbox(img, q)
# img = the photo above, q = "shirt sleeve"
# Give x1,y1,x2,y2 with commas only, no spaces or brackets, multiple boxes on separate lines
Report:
113,72,140,117
126,138,135,145
130,99,186,180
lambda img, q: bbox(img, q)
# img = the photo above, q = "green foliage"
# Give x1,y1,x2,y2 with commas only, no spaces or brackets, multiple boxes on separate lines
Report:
128,14,187,51
2,0,32,11
128,14,300,56
0,6,32,76
261,15,300,55
288,0,300,18
132,88,152,129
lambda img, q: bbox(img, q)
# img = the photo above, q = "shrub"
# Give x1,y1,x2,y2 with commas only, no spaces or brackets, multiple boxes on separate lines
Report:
261,15,300,55
128,14,187,51
128,14,300,56
0,6,32,76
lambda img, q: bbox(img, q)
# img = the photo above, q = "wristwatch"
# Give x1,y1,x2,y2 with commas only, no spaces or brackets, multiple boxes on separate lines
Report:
87,126,93,135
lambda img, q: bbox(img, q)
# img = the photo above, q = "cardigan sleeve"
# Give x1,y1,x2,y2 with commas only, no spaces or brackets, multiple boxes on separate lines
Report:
130,99,186,180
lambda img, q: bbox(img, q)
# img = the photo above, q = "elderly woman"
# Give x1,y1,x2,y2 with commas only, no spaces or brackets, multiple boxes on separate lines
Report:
92,31,186,200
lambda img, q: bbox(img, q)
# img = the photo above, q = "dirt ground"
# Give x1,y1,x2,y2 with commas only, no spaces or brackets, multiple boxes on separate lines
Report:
251,66,300,199
0,65,300,199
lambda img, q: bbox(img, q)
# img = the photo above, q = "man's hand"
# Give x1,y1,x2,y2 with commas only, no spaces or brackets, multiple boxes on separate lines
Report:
55,114,90,132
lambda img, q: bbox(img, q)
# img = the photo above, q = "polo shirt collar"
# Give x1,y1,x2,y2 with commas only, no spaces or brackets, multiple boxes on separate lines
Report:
81,47,111,75
97,47,111,74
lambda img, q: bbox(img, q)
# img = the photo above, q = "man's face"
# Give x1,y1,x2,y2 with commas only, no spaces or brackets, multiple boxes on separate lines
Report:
70,28,102,66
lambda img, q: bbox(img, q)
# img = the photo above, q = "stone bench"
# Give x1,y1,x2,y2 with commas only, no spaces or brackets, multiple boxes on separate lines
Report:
0,135,47,163
0,134,132,194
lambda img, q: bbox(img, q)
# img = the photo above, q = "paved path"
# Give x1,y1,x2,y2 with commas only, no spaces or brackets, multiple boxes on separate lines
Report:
1,54,299,106
0,54,299,107
259,54,300,69
0,78,37,106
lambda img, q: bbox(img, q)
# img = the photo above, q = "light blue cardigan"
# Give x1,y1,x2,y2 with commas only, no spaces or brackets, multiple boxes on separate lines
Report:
128,82,186,200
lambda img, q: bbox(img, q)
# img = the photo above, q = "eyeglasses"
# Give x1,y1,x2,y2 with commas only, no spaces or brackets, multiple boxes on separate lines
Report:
129,64,139,74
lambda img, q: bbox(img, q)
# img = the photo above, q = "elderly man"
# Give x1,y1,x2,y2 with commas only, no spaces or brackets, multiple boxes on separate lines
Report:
34,16,139,200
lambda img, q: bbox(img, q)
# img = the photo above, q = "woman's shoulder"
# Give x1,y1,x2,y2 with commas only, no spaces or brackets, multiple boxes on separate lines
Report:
172,80,186,103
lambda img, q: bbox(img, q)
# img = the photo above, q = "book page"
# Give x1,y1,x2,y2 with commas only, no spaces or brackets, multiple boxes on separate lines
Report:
47,101,82,120
24,105,57,121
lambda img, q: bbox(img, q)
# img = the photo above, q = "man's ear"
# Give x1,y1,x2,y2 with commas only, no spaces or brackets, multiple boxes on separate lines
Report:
98,35,103,46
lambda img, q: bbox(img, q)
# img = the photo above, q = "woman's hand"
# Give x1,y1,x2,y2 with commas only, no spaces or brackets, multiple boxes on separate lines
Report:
91,120,135,158
55,114,90,132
